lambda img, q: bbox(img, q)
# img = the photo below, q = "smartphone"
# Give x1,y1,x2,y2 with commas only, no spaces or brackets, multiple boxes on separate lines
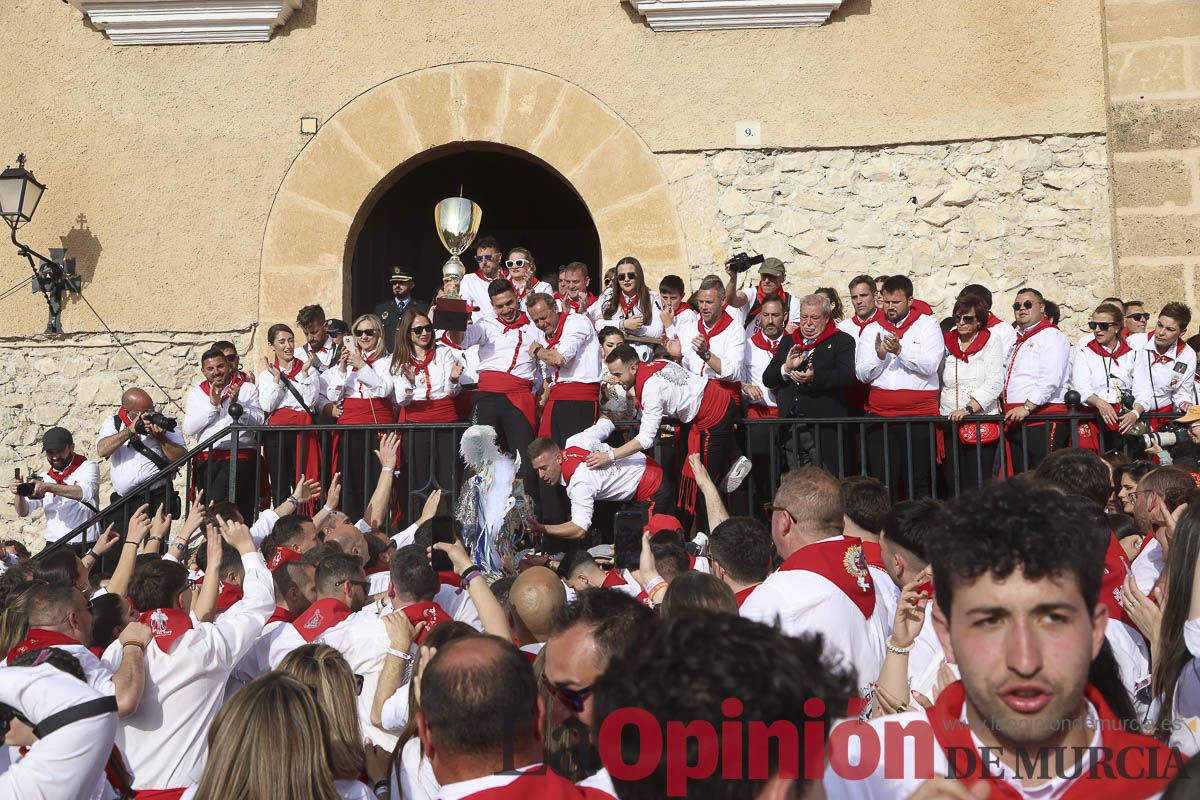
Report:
613,510,646,571
430,516,455,574
343,334,358,354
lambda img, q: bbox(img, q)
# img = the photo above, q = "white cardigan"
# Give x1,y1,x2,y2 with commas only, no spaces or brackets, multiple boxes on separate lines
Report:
938,333,1004,415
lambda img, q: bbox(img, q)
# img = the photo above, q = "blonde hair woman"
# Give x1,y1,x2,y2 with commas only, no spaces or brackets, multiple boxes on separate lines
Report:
275,644,366,783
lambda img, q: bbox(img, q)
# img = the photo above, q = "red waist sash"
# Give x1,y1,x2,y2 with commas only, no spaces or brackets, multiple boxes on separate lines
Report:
635,458,664,503
399,397,459,423
867,387,939,417
338,397,395,425
478,371,536,429
538,381,601,438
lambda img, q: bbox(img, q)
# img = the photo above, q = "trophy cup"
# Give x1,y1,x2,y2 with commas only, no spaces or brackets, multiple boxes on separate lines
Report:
431,196,482,332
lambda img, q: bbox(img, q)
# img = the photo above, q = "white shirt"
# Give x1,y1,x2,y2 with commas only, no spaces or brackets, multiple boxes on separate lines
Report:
1132,338,1197,412
1071,338,1135,405
296,335,340,373
1002,322,1071,407
513,279,555,312
743,332,786,409
182,379,265,448
630,361,709,451
675,310,747,383
1132,536,1164,594
938,332,1004,415
22,459,101,544
103,551,274,790
0,664,118,800
737,287,802,333
739,536,888,696
398,736,440,800
562,419,648,530
256,363,323,416
227,615,292,695
320,352,395,404
854,313,944,394
97,415,186,496
394,347,464,404
438,335,479,386
588,289,665,360
461,314,542,383
542,312,603,386
990,318,1018,366
459,271,499,320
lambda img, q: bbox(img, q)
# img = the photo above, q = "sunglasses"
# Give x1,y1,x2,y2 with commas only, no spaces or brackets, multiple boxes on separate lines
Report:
475,254,500,262
354,329,379,337
411,325,434,335
336,578,371,591
1088,321,1116,331
617,272,637,281
542,674,593,713
1012,300,1035,311
1127,313,1151,322
953,314,977,323
505,259,529,269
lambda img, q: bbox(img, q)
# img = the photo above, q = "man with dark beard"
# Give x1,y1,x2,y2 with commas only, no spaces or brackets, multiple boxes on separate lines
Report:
10,426,101,551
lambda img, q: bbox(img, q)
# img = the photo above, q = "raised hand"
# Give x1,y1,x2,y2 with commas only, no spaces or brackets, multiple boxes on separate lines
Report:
92,524,121,555
374,432,401,471
215,514,255,555
263,356,281,383
432,539,473,574
127,504,153,544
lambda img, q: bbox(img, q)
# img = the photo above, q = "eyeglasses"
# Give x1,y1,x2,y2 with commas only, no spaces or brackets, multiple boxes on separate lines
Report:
1127,313,1151,322
1126,490,1160,501
354,329,379,337
1088,321,1116,331
541,674,594,713
1012,300,1035,311
336,578,371,591
475,254,500,262
953,314,977,323
505,259,529,269
411,325,433,335
763,502,798,524
617,272,637,282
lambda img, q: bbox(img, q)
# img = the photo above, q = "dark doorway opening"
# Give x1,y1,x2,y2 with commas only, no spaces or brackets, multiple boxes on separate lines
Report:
351,144,602,318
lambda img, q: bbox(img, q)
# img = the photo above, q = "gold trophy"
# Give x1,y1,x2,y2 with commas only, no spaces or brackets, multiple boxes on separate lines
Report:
431,196,482,332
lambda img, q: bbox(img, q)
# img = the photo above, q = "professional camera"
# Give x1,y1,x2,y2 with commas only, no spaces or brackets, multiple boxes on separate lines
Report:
725,252,765,274
12,468,34,497
135,412,177,434
1125,421,1187,458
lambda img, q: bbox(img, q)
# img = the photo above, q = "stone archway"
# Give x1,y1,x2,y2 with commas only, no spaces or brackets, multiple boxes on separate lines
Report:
258,62,688,327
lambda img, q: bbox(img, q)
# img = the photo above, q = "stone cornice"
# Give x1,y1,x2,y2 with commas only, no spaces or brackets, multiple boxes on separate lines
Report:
67,0,304,45
626,0,843,31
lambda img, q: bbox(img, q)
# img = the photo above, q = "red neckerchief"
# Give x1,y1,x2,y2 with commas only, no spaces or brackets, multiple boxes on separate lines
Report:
859,540,884,571
1085,338,1133,364
266,606,295,626
985,312,1004,329
555,291,597,314
512,281,530,301
633,360,672,409
748,287,791,321
545,312,569,349
944,328,991,363
560,446,591,484
1014,317,1055,346
926,681,1177,798
292,597,352,643
438,333,463,351
1150,339,1186,366
274,357,304,380
699,309,735,353
877,308,924,339
46,453,87,484
216,581,243,612
1101,532,1142,638
311,336,333,354
138,608,194,653
410,349,436,401
6,628,80,662
117,408,135,428
499,312,531,333
400,601,450,644
847,310,881,337
267,545,303,571
438,571,462,588
776,536,876,619
750,330,784,356
734,584,760,608
792,321,838,351
619,292,641,318
199,371,244,403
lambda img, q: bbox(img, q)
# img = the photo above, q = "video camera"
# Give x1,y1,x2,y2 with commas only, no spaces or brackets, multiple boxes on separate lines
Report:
725,252,765,274
135,411,177,434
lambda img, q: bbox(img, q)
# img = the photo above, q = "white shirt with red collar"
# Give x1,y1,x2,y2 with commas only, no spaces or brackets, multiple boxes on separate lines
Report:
540,311,602,387
1071,336,1135,405
588,289,665,360
1,636,116,696
630,360,709,451
182,376,265,447
743,329,787,412
1002,318,1071,408
439,764,614,799
555,291,599,316
560,418,650,531
461,314,542,384
460,270,501,320
395,346,465,404
739,535,887,696
319,351,395,404
97,412,187,497
438,333,480,386
257,360,324,415
738,286,802,333
838,311,882,344
1133,336,1197,413
101,551,274,792
512,279,554,312
296,335,339,373
854,310,944,415
986,313,1018,366
22,455,100,544
675,308,747,385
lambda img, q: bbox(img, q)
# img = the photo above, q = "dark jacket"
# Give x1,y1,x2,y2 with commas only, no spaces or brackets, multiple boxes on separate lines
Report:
374,297,430,343
762,330,856,418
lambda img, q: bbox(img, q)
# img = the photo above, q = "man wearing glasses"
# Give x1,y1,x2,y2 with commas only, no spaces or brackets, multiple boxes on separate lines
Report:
1124,299,1152,344
1129,467,1194,594
1000,287,1071,472
459,235,506,322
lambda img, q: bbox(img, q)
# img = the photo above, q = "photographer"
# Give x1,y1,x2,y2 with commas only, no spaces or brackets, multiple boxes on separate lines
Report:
8,427,100,551
96,387,185,534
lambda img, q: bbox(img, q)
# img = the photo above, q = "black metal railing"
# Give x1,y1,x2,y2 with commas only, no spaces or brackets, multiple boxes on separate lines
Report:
35,409,1180,559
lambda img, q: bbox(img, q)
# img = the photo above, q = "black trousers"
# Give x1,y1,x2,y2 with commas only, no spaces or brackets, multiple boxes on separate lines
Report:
678,401,738,533
783,420,848,476
403,426,459,496
866,416,935,501
942,428,998,493
263,429,304,506
1006,420,1067,474
472,392,539,508
544,399,598,447
338,427,381,523
194,455,257,522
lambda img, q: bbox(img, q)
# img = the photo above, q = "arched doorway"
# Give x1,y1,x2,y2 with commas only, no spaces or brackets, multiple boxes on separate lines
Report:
350,144,601,317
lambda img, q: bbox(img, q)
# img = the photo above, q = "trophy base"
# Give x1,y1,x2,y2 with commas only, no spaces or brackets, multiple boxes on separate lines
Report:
433,297,470,332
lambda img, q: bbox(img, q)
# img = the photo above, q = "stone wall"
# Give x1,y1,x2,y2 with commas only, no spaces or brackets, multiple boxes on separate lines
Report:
662,134,1114,330
1105,0,1200,311
0,327,255,544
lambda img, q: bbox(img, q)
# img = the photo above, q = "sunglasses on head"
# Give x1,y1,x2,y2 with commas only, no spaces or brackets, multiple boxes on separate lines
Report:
411,324,434,335
505,259,528,269
1012,300,1035,311
1088,321,1116,331
541,675,593,713
475,254,500,262
1127,313,1151,322
954,314,977,323
354,329,378,337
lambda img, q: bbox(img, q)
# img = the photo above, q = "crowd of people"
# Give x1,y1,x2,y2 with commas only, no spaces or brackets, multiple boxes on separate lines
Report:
6,235,1200,798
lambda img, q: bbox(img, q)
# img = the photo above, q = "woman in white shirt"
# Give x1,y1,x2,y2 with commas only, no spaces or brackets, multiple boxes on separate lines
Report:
588,256,664,361
390,309,463,494
598,327,637,422
258,323,324,508
939,294,1004,491
1071,303,1135,453
321,313,394,521
506,246,554,312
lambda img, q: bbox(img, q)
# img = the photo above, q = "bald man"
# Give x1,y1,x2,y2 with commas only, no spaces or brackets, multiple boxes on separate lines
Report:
324,523,370,568
508,566,567,655
96,386,187,540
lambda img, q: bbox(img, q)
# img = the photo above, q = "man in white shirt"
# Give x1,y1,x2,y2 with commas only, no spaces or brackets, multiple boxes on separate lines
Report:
96,387,186,533
724,256,801,334
668,275,747,411
527,417,676,543
1001,287,1071,473
854,275,944,498
1125,302,1196,432
105,517,273,794
294,304,341,374
554,261,597,316
182,347,264,521
740,467,889,698
458,235,506,321
528,293,602,445
9,426,100,550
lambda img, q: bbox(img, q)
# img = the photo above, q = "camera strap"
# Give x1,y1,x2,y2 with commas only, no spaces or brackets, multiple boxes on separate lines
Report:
278,374,317,423
32,695,117,738
116,416,171,472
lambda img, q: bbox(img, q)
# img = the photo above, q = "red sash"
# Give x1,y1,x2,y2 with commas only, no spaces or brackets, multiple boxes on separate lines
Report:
867,388,939,417
777,536,876,620
138,608,194,653
944,328,991,363
791,321,838,350
478,371,536,429
46,453,87,484
292,597,352,642
926,682,1176,798
634,458,664,502
633,360,672,409
6,628,81,662
679,381,734,514
338,397,394,425
267,407,321,501
560,446,591,485
399,397,459,423
537,381,601,439
400,601,449,643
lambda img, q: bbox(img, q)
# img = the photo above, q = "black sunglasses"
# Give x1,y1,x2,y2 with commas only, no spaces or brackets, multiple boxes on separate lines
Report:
617,272,637,281
954,314,977,323
336,578,371,591
411,325,434,335
354,329,379,337
542,674,593,713
475,254,500,262
1012,300,1035,311
1088,321,1116,331
1127,313,1151,322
